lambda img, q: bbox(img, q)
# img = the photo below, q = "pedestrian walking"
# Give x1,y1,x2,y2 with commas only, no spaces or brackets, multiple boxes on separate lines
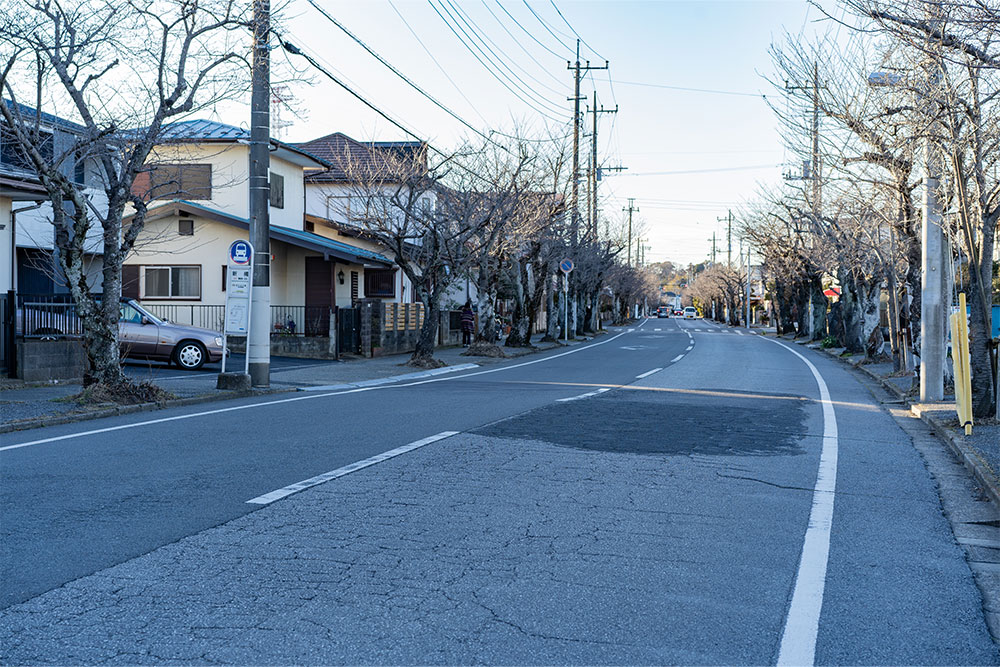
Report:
461,301,475,347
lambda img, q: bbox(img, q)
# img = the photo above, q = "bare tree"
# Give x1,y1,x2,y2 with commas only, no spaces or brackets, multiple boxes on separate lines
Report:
0,0,248,392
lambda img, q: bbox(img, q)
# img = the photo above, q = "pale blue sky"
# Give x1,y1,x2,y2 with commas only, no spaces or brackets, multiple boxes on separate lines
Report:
236,0,842,265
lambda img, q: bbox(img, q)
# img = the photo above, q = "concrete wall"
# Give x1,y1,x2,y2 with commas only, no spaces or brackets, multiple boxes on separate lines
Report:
16,339,85,381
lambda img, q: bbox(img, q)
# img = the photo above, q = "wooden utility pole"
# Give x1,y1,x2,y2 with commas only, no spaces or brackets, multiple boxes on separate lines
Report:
567,40,608,244
248,0,271,387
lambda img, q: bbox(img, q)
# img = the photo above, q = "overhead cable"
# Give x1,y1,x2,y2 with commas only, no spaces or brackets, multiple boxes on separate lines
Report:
493,0,566,59
616,80,765,98
549,0,605,60
521,0,576,53
428,0,567,122
434,0,567,116
305,0,507,150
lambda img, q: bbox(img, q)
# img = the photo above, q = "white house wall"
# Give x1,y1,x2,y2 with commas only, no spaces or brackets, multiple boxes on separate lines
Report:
0,197,11,292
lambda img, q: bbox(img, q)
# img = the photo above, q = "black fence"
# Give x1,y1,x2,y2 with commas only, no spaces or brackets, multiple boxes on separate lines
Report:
1,291,13,375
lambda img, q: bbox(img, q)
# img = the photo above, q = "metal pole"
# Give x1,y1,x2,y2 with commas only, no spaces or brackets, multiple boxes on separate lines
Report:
563,274,569,342
921,132,945,401
248,0,271,387
746,246,751,329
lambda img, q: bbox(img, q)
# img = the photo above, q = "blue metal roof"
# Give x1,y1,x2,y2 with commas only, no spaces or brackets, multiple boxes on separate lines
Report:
159,120,330,168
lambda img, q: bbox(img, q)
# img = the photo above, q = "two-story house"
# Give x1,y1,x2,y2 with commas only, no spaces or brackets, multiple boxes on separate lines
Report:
123,120,395,335
1,102,105,295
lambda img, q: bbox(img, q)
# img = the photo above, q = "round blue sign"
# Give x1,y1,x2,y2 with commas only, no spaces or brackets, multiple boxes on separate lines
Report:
229,240,253,265
559,258,574,273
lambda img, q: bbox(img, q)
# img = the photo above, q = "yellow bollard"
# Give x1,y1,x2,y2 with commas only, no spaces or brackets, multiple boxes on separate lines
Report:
952,294,974,435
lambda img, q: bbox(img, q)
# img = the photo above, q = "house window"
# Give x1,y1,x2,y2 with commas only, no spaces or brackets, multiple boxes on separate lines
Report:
304,220,315,233
269,172,284,209
142,265,201,299
178,219,194,236
365,269,395,298
145,163,212,200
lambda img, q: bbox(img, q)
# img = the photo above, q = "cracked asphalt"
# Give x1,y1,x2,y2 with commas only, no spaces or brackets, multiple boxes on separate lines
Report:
1,319,997,664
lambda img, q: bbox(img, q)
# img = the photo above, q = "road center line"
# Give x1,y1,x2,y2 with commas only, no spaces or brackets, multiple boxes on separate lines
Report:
670,354,684,363
245,431,460,505
767,338,840,667
1,324,645,453
635,367,662,379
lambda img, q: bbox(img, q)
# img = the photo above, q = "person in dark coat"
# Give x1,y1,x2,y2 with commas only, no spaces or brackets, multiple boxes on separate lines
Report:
460,301,475,346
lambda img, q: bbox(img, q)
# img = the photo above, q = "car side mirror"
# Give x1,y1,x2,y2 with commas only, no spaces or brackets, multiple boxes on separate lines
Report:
141,316,151,325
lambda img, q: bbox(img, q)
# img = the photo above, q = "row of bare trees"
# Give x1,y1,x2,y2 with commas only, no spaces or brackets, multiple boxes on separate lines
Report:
334,134,657,367
726,0,999,418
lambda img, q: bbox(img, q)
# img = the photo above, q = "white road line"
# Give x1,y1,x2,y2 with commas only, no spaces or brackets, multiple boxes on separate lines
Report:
1,324,644,453
556,387,611,402
768,339,839,667
246,431,460,505
635,367,662,379
670,354,684,363
686,345,693,351
686,332,693,340
735,330,744,336
654,328,662,332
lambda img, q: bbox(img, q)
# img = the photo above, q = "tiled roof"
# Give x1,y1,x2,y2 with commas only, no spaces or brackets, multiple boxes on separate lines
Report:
294,132,425,183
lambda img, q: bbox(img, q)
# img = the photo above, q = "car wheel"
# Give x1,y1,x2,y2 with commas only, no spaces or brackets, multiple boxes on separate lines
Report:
173,340,207,371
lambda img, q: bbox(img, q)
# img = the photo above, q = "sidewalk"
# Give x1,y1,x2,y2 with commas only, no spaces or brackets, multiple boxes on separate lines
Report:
0,333,593,434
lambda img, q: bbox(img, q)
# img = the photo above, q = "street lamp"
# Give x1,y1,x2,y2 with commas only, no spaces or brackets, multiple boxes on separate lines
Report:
869,70,946,402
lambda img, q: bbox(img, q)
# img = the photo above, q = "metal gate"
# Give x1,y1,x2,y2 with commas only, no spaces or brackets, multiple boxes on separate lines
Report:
1,291,12,376
337,307,360,355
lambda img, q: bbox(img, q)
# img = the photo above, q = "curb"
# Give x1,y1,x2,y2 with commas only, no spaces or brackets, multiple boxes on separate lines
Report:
818,347,1000,510
0,387,292,435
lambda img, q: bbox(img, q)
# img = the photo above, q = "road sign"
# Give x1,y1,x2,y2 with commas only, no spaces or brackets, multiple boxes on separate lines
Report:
560,258,574,274
229,240,252,265
224,240,254,336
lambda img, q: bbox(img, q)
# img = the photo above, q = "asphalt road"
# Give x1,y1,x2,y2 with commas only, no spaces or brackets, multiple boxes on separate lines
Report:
1,318,996,664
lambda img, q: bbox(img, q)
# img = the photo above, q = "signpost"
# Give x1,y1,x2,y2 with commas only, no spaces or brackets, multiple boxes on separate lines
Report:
222,240,254,375
560,258,574,341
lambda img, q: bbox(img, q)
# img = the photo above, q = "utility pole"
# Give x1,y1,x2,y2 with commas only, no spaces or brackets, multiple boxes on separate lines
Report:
746,245,752,329
717,210,734,266
709,232,717,264
248,0,271,387
588,90,617,239
920,8,946,402
623,198,638,266
567,40,608,244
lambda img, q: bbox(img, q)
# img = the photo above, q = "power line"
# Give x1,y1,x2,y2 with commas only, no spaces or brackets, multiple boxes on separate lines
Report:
625,164,779,176
549,0,605,60
493,0,566,60
522,0,576,53
306,0,507,150
616,79,765,98
387,0,490,126
428,0,567,121
446,0,566,98
480,0,564,88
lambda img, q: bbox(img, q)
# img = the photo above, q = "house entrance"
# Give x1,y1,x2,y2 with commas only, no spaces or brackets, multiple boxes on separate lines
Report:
304,257,334,337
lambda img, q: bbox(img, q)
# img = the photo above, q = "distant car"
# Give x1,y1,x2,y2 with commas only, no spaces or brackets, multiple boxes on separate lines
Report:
683,307,698,319
656,306,671,318
674,309,683,316
19,298,224,370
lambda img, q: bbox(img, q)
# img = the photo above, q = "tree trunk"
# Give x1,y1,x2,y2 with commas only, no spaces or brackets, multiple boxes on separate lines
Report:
410,295,442,366
505,258,533,348
809,276,827,341
968,219,997,418
543,274,560,342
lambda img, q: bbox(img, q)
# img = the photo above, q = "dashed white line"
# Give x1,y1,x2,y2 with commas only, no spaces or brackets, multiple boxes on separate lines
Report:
635,367,663,379
670,354,684,363
686,345,693,351
246,431,460,505
735,330,744,336
654,328,662,332
556,387,611,402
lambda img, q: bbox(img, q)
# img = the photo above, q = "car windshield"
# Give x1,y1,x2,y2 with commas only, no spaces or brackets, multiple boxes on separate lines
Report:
120,301,163,325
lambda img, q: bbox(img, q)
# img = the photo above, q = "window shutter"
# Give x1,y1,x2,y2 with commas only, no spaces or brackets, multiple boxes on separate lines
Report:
122,265,140,300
